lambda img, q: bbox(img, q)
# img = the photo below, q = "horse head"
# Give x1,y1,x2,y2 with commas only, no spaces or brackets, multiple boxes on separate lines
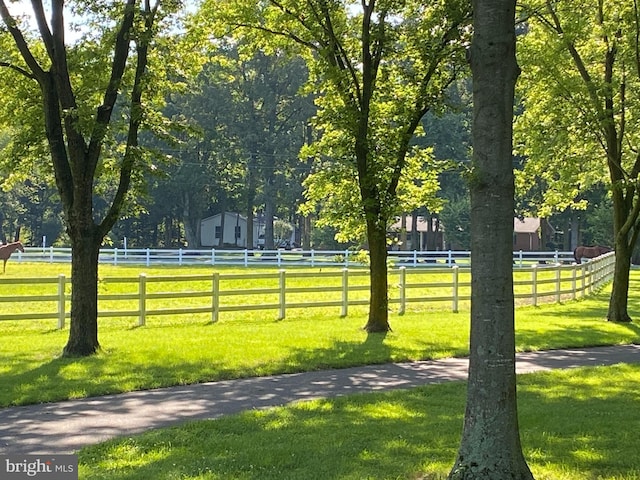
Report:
16,241,24,252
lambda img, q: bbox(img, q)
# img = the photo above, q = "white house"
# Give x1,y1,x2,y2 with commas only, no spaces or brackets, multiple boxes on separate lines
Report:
200,213,263,248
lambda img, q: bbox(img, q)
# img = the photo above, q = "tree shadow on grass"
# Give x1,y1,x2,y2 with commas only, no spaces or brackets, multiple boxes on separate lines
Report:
0,353,109,407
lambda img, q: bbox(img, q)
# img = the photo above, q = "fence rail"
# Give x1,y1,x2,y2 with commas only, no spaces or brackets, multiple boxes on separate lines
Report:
0,252,615,327
12,246,576,268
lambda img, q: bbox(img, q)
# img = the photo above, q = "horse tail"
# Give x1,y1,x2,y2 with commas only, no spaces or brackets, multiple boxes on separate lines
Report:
573,246,580,264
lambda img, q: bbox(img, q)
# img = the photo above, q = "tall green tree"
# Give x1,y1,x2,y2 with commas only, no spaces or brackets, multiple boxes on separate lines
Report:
0,0,185,355
516,0,640,322
199,0,470,332
448,0,533,476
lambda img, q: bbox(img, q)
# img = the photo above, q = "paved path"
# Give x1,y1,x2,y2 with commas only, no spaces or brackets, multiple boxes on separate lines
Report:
1,344,638,455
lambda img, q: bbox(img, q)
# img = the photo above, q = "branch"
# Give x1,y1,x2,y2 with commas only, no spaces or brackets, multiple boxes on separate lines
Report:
86,0,137,176
30,0,55,59
387,17,468,199
618,176,640,238
0,61,37,80
543,1,603,116
618,71,626,166
99,0,157,237
0,0,45,79
635,0,640,78
0,1,73,206
233,22,318,51
310,0,361,110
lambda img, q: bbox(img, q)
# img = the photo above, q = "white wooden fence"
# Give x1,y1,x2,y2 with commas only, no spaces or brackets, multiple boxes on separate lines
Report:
0,252,615,328
12,246,576,268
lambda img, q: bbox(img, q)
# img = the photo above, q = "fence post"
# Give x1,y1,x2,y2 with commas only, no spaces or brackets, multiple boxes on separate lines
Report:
57,274,66,329
278,269,286,320
311,249,315,267
211,249,216,265
179,248,183,266
341,268,349,317
114,248,118,266
519,250,524,268
531,264,538,307
49,246,54,263
581,263,586,297
244,249,249,267
211,273,219,323
555,266,561,303
571,266,577,301
452,265,459,313
145,248,150,267
344,249,349,267
398,267,406,315
448,250,453,267
138,273,147,327
413,250,418,267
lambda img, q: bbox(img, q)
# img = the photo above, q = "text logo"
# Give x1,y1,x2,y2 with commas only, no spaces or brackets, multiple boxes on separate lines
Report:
1,455,77,479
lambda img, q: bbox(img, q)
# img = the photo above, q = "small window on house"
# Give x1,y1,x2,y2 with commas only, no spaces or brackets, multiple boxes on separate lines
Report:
215,226,222,239
235,226,241,239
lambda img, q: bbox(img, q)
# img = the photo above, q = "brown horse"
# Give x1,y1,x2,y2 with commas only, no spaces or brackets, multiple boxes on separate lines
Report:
0,241,24,273
573,245,612,264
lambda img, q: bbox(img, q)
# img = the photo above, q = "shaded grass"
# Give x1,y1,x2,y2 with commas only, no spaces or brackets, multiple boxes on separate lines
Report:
0,265,639,407
78,364,640,480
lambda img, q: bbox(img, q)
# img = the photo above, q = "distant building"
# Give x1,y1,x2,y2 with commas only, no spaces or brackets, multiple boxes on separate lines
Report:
200,213,263,248
513,217,555,251
389,216,444,251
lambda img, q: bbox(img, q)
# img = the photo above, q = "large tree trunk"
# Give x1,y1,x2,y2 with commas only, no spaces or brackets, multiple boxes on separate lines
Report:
63,224,101,356
363,216,390,332
357,123,391,332
181,193,199,248
245,157,257,249
448,0,533,477
606,178,640,322
411,210,420,250
607,232,632,322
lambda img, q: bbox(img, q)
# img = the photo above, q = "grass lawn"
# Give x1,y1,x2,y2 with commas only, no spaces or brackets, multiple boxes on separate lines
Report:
78,364,640,480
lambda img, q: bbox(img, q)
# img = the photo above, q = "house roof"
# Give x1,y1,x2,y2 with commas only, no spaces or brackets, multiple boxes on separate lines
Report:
514,217,541,234
201,212,248,223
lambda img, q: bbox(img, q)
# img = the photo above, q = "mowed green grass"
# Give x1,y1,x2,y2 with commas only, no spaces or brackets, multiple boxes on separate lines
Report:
0,262,638,407
78,364,640,480
0,260,591,319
